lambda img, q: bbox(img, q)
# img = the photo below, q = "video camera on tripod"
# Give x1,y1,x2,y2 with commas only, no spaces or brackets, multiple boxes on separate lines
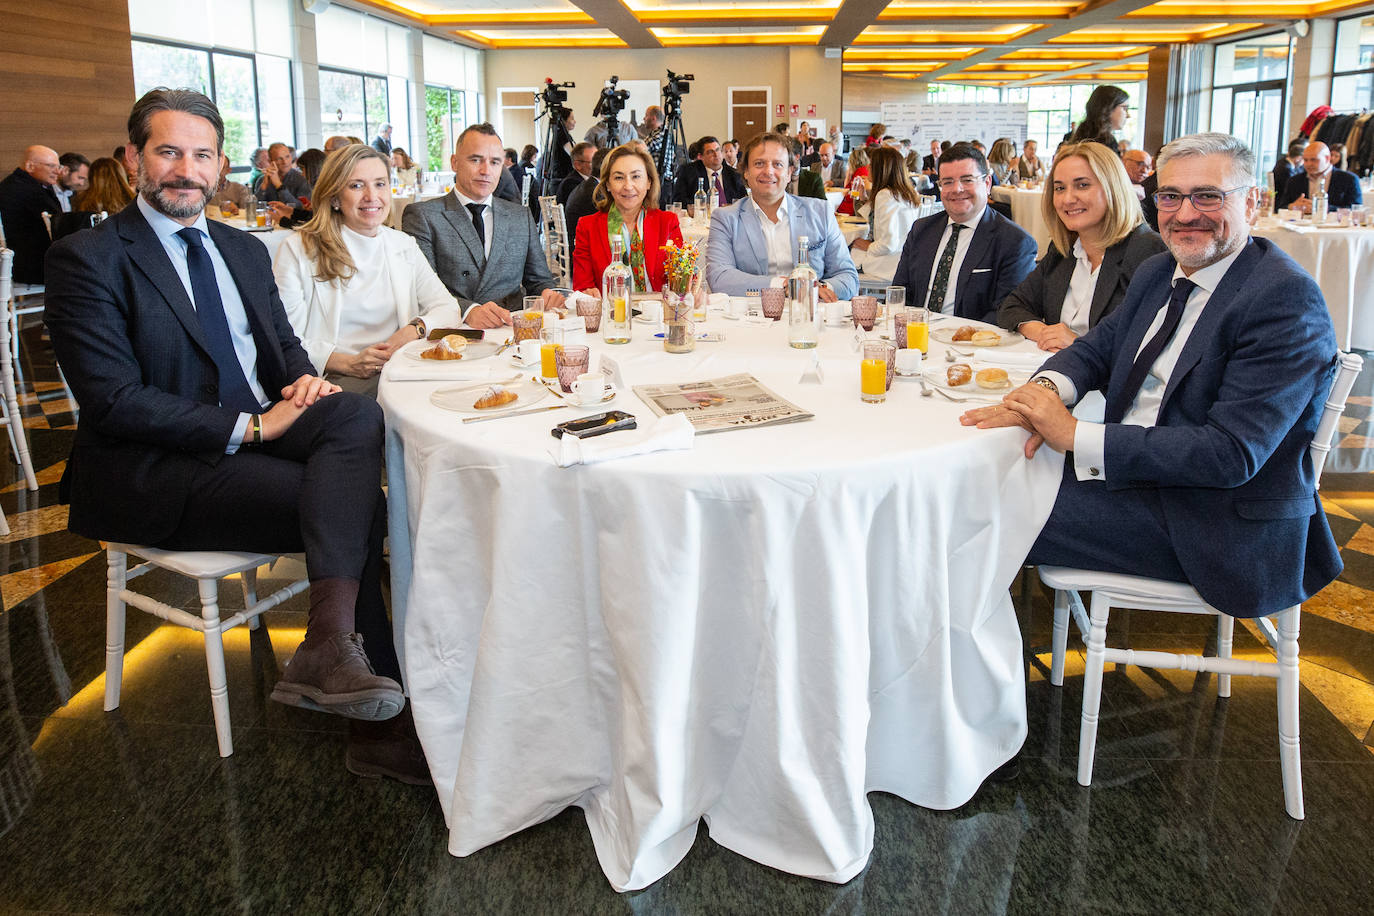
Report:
538,78,573,113
653,69,694,196
535,77,575,196
593,75,630,121
663,69,693,106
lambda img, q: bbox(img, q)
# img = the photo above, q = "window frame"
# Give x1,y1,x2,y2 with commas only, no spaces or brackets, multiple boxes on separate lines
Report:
318,64,393,145
1332,13,1374,112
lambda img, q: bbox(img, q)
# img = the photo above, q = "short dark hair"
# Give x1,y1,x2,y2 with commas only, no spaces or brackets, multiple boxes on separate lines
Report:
571,141,595,159
59,152,90,170
740,132,797,173
128,87,224,152
940,140,952,153
504,148,518,164
697,135,719,149
938,142,988,175
113,145,127,160
774,122,789,133
590,146,610,176
456,122,499,147
1287,139,1306,158
687,140,701,160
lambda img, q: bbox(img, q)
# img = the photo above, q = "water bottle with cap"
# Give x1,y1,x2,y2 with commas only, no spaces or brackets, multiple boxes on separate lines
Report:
693,179,708,221
1312,177,1328,225
602,236,633,344
787,236,818,350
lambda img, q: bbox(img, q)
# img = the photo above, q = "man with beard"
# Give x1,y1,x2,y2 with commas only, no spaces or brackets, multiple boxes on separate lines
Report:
43,89,427,785
961,133,1341,619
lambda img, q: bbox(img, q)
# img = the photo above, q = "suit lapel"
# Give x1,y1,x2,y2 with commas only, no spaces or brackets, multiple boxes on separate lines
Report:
1159,241,1260,411
739,198,769,273
1088,238,1128,326
479,203,512,292
953,208,994,314
117,208,212,357
442,193,485,268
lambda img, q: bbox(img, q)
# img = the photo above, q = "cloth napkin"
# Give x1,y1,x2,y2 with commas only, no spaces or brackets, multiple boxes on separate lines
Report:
706,292,730,310
971,349,1050,370
384,359,512,382
552,413,694,468
566,290,599,309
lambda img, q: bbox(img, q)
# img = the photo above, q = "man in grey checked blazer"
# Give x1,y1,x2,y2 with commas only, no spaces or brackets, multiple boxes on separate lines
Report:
402,123,562,328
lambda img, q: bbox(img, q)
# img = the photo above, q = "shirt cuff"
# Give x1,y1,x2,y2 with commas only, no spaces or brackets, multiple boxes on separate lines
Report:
1072,421,1106,482
226,412,252,455
1035,370,1078,406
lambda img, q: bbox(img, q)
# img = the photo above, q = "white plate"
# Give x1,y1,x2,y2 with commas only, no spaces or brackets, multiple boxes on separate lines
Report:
402,337,500,363
931,325,1024,347
429,378,548,414
923,364,1030,393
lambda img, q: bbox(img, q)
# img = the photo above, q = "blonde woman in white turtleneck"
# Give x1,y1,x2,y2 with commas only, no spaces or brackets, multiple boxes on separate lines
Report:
274,144,461,396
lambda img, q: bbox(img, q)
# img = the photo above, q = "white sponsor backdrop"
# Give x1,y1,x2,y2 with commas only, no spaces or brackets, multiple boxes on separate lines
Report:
880,102,1029,147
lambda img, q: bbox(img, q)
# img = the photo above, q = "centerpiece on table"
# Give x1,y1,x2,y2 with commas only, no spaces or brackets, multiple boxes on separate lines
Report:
661,240,702,354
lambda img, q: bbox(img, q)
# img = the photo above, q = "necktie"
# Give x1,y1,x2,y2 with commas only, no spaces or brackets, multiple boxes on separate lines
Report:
466,202,486,248
713,172,726,206
1105,277,1197,424
924,223,964,313
175,228,261,413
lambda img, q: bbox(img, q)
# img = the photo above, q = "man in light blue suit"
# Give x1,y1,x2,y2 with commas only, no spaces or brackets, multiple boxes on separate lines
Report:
963,133,1341,618
705,132,858,300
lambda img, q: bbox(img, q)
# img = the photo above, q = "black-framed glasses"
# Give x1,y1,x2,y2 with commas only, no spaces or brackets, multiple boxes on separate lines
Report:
1153,187,1249,212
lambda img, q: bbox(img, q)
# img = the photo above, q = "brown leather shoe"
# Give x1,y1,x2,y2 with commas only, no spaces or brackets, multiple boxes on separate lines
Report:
346,706,432,787
271,633,404,721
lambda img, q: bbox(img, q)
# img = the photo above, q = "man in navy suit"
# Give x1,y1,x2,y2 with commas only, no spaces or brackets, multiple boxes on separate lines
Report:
1276,141,1363,212
963,133,1341,617
673,136,746,209
890,143,1036,324
44,89,427,783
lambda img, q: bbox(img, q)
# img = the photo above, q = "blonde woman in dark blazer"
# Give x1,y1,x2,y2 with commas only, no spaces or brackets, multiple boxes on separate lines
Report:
996,141,1165,351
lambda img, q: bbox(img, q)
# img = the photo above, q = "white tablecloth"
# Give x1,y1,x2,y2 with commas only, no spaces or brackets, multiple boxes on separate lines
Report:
379,316,1062,891
207,212,291,259
1252,220,1374,351
990,185,1049,257
387,189,446,230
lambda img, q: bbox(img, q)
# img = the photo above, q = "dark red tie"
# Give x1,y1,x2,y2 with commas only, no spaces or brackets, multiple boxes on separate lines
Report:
713,172,726,206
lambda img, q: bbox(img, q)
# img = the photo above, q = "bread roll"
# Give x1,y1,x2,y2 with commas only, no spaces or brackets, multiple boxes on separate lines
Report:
975,368,1011,390
971,330,1001,347
421,334,468,360
946,363,972,387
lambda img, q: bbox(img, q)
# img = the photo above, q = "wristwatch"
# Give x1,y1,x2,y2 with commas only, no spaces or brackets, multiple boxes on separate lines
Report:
408,317,427,339
1032,376,1059,396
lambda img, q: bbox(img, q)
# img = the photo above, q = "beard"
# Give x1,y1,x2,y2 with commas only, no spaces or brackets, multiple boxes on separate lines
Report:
1163,213,1246,271
137,165,211,219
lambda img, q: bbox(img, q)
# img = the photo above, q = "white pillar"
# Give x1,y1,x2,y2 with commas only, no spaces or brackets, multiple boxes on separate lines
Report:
292,4,322,149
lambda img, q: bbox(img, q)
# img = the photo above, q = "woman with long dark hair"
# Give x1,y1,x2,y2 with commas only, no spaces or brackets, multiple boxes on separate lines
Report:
850,146,922,282
1069,85,1129,154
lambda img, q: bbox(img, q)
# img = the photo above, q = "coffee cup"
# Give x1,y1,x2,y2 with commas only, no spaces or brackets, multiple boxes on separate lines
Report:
571,372,606,405
895,348,922,375
638,299,663,325
516,339,541,365
825,300,846,326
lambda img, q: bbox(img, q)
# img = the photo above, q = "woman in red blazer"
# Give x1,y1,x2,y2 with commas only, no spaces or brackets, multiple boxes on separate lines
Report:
573,144,684,294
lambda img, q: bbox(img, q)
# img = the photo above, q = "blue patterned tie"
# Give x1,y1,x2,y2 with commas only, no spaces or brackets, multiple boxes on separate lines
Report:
1105,277,1197,424
924,223,964,313
175,227,262,413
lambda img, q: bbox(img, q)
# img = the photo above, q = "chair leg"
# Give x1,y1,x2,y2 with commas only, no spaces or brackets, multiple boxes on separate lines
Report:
0,344,38,492
1216,614,1234,698
1275,606,1304,820
1050,588,1070,686
1077,592,1112,787
240,567,261,631
198,577,234,757
104,551,128,711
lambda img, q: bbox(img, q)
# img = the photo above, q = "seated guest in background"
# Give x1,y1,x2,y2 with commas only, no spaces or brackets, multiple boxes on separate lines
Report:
1277,141,1363,212
1122,148,1152,191
987,138,1020,186
0,145,62,283
572,144,683,295
1018,140,1045,182
324,136,349,154
391,147,420,186
850,146,924,283
295,148,326,189
706,132,858,300
370,123,392,156
565,146,609,244
810,143,843,188
964,132,1341,620
997,142,1165,350
837,145,870,216
403,123,561,328
53,153,90,212
865,123,885,147
793,159,827,201
721,139,739,169
827,124,846,155
345,135,365,146
254,142,311,207
275,144,462,396
520,144,539,178
503,148,523,188
208,155,251,211
901,140,920,173
891,142,1036,324
247,146,269,189
1069,84,1129,155
46,89,422,782
558,142,595,205
921,140,941,174
72,156,135,215
1271,139,1304,196
674,136,746,209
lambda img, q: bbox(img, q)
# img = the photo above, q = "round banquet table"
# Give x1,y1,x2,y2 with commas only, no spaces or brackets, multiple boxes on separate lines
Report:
1251,219,1374,351
206,210,291,259
378,313,1063,892
989,185,1050,257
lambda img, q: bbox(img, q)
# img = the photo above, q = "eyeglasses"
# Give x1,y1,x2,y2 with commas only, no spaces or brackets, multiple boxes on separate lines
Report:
937,175,986,190
1153,187,1249,212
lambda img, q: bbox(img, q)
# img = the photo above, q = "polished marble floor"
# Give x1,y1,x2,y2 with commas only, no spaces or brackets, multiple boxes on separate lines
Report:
2,326,1372,914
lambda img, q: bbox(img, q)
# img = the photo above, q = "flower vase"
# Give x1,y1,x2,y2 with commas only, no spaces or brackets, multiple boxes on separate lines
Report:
663,290,695,353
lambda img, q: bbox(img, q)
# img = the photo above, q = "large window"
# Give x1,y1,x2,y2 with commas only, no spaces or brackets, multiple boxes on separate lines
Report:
1003,84,1144,155
131,38,295,172
1332,15,1374,114
426,86,472,173
1210,33,1289,179
319,68,390,144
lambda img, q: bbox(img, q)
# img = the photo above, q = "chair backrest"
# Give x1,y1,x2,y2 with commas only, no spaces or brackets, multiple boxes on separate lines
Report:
538,196,572,288
40,211,53,240
1310,350,1364,485
0,249,13,349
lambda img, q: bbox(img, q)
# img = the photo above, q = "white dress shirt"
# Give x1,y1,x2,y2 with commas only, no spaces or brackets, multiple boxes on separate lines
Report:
453,188,494,258
137,195,268,449
1307,167,1332,200
53,186,74,213
1043,245,1248,482
924,206,984,313
756,196,794,278
1059,238,1100,336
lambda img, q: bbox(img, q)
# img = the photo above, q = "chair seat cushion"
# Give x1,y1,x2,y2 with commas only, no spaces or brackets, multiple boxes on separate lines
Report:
107,543,301,579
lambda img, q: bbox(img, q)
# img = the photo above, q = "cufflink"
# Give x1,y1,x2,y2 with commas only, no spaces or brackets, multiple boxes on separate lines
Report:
1089,468,1100,477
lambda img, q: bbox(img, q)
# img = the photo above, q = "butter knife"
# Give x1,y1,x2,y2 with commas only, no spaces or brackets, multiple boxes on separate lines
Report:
461,402,569,424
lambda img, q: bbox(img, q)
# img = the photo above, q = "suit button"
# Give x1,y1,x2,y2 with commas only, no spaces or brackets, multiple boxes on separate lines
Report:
202,384,217,397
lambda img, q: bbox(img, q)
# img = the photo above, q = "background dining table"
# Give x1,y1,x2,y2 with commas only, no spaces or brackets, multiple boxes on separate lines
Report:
989,184,1050,257
1251,218,1374,351
377,310,1062,891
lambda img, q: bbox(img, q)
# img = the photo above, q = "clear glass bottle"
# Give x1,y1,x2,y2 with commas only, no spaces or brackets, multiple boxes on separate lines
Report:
788,235,818,350
602,236,633,344
1312,177,1328,224
694,178,708,221
244,195,258,227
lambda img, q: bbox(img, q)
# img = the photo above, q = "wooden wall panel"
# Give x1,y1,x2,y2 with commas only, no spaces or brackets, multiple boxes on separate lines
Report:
0,1,136,169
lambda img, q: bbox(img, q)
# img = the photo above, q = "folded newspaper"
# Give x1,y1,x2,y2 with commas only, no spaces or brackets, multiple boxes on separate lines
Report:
632,373,814,434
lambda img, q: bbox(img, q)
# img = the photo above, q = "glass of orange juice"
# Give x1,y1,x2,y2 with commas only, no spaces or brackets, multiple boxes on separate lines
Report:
540,327,563,380
905,306,930,355
861,341,892,403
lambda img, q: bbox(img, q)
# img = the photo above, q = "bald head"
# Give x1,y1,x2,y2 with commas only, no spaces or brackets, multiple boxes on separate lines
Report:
1302,142,1331,179
22,145,60,185
1122,148,1152,183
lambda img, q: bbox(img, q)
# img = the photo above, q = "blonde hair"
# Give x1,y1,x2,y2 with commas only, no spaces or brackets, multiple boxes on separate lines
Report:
1042,141,1142,257
297,144,393,285
987,138,1017,168
592,145,661,213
